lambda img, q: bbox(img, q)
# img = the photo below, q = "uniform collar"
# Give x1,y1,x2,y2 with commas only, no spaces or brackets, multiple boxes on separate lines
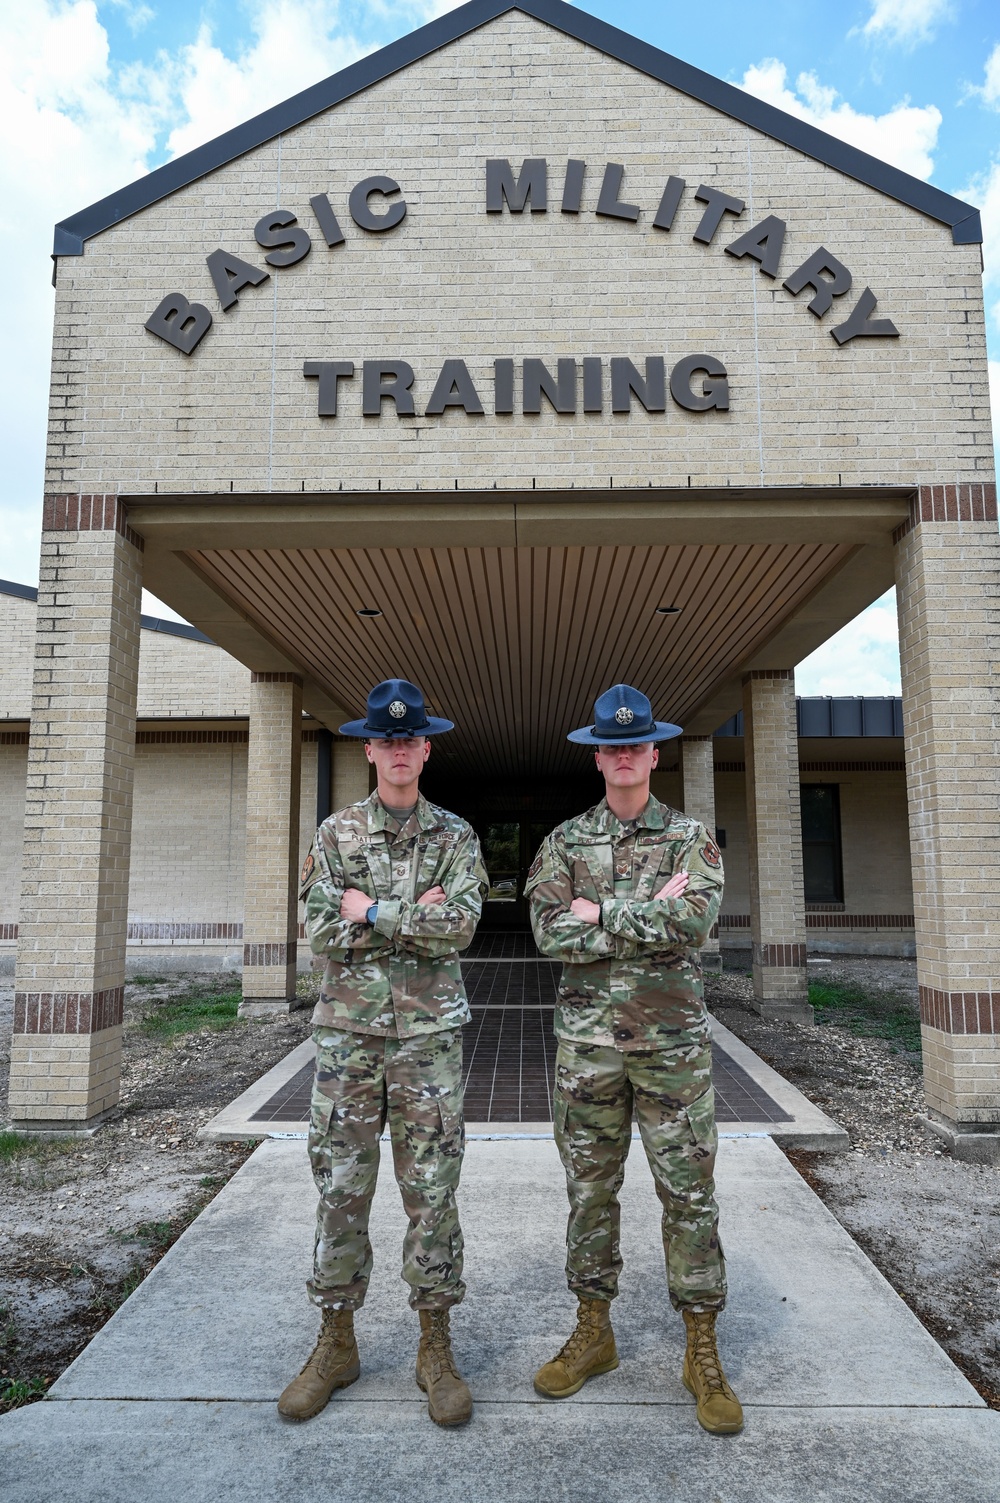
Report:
367,789,437,834
598,793,668,838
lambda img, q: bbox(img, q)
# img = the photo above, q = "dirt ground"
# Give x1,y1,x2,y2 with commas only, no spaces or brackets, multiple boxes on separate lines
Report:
0,972,313,1410
2,955,998,1414
708,956,1000,1410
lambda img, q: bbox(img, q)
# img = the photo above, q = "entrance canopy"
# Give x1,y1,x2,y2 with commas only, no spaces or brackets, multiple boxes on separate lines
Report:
130,488,907,773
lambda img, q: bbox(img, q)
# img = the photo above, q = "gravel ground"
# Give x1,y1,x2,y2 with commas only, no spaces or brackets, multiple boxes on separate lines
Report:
0,973,313,1409
708,956,1000,1409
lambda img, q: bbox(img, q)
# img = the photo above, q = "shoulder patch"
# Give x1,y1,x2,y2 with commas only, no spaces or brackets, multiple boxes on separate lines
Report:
700,838,722,869
527,851,543,883
300,852,316,887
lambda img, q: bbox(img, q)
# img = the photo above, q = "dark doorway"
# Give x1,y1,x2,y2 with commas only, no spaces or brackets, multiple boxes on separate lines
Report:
420,772,603,928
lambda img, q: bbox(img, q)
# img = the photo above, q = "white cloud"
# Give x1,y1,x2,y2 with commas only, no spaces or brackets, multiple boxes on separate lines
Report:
858,0,953,46
739,59,941,179
795,591,901,697
106,0,154,35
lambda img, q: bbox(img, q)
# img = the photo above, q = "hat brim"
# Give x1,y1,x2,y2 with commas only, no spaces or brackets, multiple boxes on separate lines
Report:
338,716,454,738
567,720,683,745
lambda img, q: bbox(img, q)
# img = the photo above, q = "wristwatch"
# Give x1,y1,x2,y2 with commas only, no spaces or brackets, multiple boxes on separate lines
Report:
366,903,379,926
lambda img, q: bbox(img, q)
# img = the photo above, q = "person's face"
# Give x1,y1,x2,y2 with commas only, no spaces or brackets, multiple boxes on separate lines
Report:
594,741,658,788
365,735,430,788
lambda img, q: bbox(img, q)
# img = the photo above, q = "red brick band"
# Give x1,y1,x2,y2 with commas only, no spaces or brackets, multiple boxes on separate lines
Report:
714,761,906,774
129,921,243,940
250,672,303,685
919,987,1000,1035
43,494,144,551
137,730,249,745
3,922,310,942
243,941,297,967
893,483,997,542
743,669,793,682
754,942,807,967
135,728,321,745
14,986,124,1034
720,914,914,932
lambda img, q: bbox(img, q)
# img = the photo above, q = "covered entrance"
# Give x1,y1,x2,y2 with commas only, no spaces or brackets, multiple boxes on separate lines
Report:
10,0,999,1161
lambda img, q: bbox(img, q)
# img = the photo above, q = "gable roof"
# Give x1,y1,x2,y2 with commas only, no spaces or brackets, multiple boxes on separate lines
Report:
52,0,981,257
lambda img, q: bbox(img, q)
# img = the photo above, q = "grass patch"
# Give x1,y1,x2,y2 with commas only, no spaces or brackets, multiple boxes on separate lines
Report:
0,1132,77,1166
809,980,921,1054
131,974,170,985
0,1376,48,1412
139,987,241,1039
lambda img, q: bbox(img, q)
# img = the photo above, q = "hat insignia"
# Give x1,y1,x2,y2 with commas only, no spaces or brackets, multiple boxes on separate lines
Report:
615,706,634,725
389,700,407,718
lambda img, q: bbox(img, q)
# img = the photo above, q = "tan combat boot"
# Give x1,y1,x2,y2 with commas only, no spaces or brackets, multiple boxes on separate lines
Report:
415,1308,473,1427
277,1307,360,1421
681,1308,744,1434
533,1297,619,1399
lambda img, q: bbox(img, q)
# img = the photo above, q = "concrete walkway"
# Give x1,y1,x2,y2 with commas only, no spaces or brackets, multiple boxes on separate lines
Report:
3,1134,998,1502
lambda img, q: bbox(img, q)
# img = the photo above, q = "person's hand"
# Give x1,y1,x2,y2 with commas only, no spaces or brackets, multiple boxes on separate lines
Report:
417,885,446,906
570,897,601,924
341,887,374,923
654,871,689,901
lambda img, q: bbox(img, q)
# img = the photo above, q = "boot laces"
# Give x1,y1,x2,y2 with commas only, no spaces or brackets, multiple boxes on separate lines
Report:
688,1316,726,1393
303,1309,353,1378
556,1302,604,1364
422,1311,459,1382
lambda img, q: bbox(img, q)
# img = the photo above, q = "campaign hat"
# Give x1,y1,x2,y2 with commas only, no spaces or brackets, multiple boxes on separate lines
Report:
567,683,682,745
339,679,454,738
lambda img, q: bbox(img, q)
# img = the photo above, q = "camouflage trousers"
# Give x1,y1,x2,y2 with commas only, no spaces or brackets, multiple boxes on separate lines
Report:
307,1026,465,1313
553,1037,726,1312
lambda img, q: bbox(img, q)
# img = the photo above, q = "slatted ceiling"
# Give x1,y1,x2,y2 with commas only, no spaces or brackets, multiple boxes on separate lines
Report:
188,543,854,777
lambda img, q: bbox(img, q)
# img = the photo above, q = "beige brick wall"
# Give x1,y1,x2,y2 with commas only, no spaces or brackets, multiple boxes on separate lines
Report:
47,12,990,500
0,741,28,925
743,672,807,1007
895,516,1000,1125
128,742,248,927
15,529,142,994
8,1027,122,1122
0,594,35,720
137,631,249,718
242,676,302,1002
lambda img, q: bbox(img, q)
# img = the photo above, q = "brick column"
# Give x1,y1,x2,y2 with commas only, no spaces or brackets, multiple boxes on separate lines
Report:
9,496,143,1130
241,673,302,1016
332,737,370,811
681,736,721,974
895,483,1000,1162
742,671,812,1024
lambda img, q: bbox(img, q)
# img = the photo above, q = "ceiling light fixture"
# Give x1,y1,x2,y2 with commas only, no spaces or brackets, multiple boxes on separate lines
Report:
655,605,681,615
356,607,383,618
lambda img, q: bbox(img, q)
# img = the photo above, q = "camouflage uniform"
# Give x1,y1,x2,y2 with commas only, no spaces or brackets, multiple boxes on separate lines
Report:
526,794,726,1312
300,791,488,1312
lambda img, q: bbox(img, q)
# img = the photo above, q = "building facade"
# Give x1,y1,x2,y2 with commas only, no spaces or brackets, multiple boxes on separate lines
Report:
8,0,998,1158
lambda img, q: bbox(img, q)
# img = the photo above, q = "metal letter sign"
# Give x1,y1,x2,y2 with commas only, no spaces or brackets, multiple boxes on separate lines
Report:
144,155,901,381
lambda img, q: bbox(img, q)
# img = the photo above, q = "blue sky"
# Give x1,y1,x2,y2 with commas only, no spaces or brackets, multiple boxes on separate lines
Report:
2,0,998,694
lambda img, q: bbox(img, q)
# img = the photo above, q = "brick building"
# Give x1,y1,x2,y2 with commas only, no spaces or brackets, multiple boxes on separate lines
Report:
6,0,997,1159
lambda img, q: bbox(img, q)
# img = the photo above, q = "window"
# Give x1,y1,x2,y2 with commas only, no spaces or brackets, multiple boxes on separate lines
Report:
800,784,843,904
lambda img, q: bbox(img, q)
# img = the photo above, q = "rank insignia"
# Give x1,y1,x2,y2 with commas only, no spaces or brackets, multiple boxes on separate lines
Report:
700,839,721,869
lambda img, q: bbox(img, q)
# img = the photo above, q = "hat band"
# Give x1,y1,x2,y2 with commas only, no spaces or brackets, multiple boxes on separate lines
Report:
594,720,656,740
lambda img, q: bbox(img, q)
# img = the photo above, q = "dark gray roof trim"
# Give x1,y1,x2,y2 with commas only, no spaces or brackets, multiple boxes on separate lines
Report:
716,698,904,738
0,580,214,644
53,0,980,255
